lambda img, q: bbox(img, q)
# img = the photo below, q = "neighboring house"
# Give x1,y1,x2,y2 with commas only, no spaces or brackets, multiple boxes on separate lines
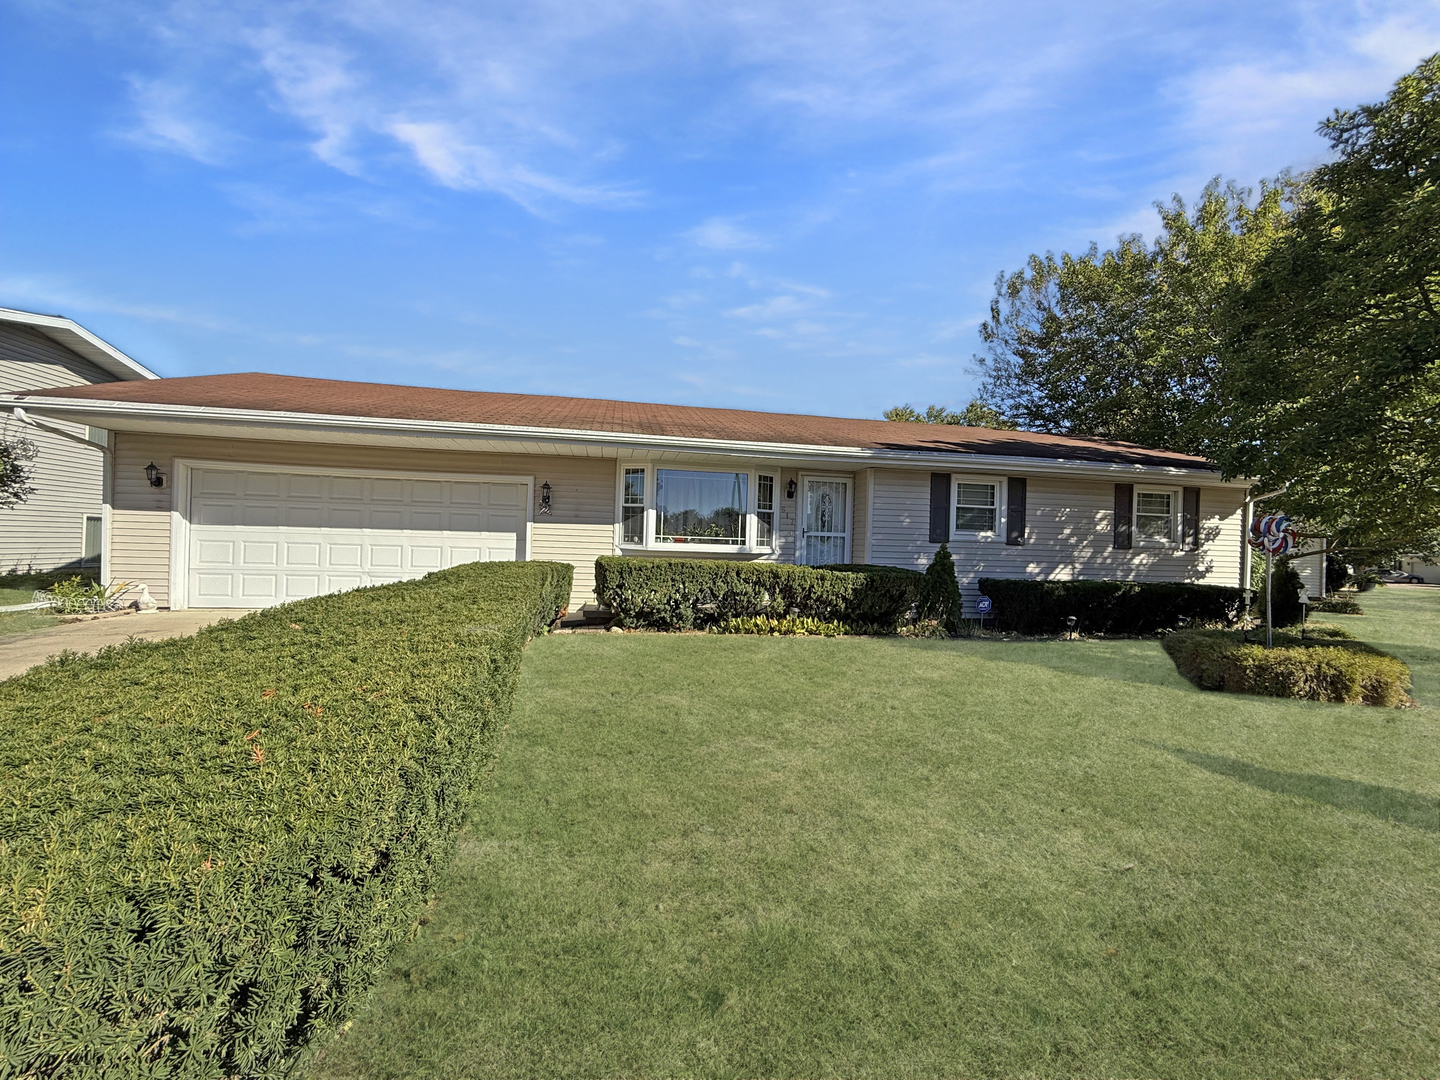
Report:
0,309,158,572
1,372,1250,613
1397,555,1440,585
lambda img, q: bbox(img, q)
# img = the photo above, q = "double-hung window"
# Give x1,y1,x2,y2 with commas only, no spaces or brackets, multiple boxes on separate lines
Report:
955,480,998,534
1136,490,1175,544
622,467,646,544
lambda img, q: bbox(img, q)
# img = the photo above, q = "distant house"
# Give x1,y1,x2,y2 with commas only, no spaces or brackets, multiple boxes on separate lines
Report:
0,308,157,572
3,360,1253,613
1398,555,1440,585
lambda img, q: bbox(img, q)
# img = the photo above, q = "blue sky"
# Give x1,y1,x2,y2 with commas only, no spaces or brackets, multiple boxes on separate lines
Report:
2,1,1438,420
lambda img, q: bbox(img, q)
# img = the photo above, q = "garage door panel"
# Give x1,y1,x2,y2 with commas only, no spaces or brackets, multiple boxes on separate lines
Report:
187,468,528,609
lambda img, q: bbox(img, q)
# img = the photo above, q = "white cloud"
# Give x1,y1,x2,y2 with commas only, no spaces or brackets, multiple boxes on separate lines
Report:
725,294,808,320
686,217,768,250
122,76,233,164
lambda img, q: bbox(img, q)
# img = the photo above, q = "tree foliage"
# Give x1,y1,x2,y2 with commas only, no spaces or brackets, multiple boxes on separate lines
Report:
1214,55,1440,556
973,179,1293,454
0,433,37,509
883,399,1015,428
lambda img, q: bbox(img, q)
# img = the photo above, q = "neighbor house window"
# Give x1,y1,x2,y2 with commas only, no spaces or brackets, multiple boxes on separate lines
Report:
955,481,998,533
622,468,646,545
756,474,775,547
1136,490,1175,543
655,469,748,545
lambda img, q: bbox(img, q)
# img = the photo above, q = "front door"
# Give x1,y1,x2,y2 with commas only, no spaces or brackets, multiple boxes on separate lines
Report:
800,477,850,565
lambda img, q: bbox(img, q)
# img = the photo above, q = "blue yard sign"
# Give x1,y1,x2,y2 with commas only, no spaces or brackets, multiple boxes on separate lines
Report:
975,595,993,615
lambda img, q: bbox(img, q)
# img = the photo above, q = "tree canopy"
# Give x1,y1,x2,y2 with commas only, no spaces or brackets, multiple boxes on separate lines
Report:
972,178,1293,455
883,399,1014,429
1214,55,1440,556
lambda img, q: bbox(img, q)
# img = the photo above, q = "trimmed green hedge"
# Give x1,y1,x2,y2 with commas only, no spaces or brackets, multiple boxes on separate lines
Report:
976,578,1246,635
594,557,925,631
1162,628,1411,706
0,561,572,1078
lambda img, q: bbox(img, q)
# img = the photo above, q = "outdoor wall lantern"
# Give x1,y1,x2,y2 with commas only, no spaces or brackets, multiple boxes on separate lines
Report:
144,462,166,488
539,481,553,515
786,478,797,499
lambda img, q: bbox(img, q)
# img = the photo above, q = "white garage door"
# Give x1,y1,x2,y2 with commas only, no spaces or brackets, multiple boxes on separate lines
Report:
186,467,527,608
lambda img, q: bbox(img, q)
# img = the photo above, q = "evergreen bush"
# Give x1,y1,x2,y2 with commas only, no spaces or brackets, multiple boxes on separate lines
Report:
594,558,924,631
0,561,572,1078
920,544,963,633
1162,628,1411,706
976,578,1246,635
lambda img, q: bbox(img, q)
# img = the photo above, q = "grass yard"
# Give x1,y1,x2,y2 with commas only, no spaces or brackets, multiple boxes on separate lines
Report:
1325,585,1440,705
313,602,1438,1078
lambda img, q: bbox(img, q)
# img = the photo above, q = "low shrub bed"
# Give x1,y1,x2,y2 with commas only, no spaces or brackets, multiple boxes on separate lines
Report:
595,557,925,631
977,578,1246,635
0,561,572,1078
1162,627,1411,706
1310,593,1365,615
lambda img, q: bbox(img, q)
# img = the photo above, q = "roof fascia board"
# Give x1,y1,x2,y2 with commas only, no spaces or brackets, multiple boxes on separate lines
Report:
4,394,1235,484
0,308,158,381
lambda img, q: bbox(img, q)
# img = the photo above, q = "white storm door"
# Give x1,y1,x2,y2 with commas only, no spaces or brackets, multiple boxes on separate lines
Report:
800,477,850,565
186,467,527,608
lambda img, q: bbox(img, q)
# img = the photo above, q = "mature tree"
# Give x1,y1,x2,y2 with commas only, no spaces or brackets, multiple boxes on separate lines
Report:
973,179,1293,454
883,399,1015,428
1215,55,1440,557
0,434,36,509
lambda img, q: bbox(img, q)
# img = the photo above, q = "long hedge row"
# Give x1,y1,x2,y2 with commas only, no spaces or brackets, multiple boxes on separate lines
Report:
976,577,1247,635
0,561,572,1078
594,557,925,631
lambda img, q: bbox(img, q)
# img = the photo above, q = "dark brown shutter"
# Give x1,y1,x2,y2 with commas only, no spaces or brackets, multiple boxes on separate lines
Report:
1006,477,1027,545
1183,486,1201,550
1113,483,1133,550
929,473,951,544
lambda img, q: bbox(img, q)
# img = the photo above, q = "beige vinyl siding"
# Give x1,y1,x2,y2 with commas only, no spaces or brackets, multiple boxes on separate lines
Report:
868,469,1246,612
110,433,616,609
0,323,118,571
851,468,871,564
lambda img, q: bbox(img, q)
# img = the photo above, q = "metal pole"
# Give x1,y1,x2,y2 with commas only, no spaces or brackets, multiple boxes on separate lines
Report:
1265,549,1274,649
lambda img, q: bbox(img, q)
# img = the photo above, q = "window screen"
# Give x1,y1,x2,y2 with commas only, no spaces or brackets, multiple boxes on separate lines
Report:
955,482,997,532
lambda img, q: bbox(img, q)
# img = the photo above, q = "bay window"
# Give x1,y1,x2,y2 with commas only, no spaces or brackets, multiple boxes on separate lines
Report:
618,464,778,552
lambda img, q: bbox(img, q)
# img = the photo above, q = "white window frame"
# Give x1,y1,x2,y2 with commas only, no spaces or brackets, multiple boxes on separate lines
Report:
614,462,779,555
1134,487,1181,547
952,475,1006,540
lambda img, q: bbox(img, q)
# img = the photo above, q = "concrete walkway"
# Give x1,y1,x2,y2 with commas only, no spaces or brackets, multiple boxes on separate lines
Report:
0,609,253,681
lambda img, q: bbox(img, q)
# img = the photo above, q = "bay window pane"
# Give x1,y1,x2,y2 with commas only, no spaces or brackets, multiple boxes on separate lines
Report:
756,474,775,546
622,467,645,544
656,469,747,545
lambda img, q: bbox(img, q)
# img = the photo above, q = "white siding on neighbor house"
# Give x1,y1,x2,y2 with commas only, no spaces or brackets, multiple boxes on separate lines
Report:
0,323,117,571
110,433,617,610
868,469,1246,612
1292,549,1328,599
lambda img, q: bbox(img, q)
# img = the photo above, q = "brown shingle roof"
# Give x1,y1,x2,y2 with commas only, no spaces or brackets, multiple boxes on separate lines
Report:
12,372,1216,470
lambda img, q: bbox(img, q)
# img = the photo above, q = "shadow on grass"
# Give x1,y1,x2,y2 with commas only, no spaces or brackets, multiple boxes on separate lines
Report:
1153,744,1439,832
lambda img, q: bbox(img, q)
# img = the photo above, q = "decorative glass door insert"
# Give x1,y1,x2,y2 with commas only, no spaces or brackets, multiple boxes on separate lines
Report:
802,478,849,565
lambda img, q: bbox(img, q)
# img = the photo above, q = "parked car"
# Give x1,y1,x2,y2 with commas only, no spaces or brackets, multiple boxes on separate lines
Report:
1376,569,1426,584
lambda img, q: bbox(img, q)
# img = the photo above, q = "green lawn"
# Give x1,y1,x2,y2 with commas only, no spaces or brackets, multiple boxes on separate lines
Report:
313,603,1438,1078
1324,585,1440,705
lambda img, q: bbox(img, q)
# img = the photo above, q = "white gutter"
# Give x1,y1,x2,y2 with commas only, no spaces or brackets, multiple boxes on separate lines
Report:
11,406,111,454
1,393,1238,484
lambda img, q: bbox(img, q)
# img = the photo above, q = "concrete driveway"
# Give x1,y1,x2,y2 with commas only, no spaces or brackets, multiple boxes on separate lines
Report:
0,609,254,682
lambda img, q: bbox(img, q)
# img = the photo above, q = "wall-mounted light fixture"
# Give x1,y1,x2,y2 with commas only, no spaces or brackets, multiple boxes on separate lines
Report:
144,462,166,488
539,481,552,515
786,478,797,499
